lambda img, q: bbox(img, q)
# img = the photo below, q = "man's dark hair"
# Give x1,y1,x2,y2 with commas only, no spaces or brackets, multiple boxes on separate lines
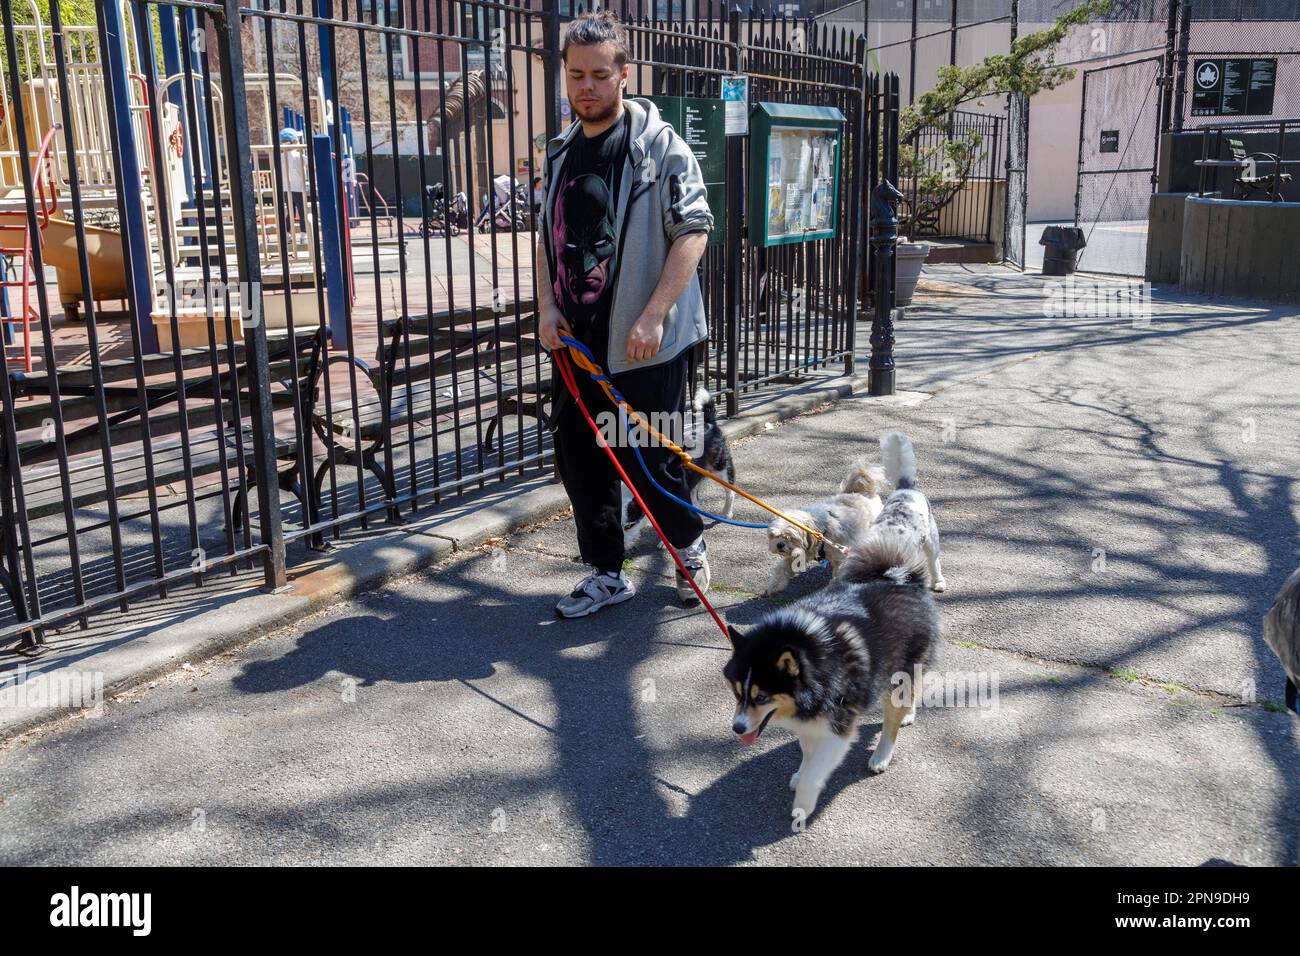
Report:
561,10,629,66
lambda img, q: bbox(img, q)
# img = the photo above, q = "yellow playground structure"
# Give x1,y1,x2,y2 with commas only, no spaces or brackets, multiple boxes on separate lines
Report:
0,0,335,363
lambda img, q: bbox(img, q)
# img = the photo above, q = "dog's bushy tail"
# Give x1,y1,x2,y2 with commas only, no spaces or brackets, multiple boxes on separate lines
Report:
693,387,717,427
840,526,929,586
838,457,888,497
1263,566,1300,711
881,431,917,490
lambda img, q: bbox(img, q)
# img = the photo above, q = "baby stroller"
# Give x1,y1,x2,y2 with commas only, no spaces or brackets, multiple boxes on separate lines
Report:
423,182,460,237
449,190,470,230
475,175,530,233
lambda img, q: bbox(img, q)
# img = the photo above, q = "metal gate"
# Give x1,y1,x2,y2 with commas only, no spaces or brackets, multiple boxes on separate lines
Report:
1004,92,1029,270
1074,55,1164,275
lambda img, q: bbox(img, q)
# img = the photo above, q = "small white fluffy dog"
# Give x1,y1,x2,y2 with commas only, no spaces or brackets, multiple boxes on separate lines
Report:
764,459,887,595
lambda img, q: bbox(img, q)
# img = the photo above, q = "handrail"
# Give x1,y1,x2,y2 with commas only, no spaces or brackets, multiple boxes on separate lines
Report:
0,125,62,228
353,171,393,216
127,73,157,184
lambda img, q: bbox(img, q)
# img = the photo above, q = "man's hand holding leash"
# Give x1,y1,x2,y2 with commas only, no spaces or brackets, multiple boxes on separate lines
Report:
538,297,572,352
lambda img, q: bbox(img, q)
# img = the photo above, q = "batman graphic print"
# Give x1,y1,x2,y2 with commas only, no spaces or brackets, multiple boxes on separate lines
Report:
551,113,629,365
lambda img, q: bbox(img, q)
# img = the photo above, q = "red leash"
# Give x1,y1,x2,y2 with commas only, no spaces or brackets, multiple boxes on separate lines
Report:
553,350,732,643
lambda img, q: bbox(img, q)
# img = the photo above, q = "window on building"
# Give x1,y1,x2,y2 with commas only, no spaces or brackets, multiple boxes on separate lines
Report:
356,0,408,78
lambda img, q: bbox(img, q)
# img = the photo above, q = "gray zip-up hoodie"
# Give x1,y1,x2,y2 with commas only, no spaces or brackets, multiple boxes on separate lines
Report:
540,97,714,377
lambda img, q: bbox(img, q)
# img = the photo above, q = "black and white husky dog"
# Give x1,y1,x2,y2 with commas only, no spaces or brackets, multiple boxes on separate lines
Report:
723,432,945,824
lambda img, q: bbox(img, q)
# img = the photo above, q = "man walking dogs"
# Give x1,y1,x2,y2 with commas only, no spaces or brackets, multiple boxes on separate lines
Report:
538,11,714,619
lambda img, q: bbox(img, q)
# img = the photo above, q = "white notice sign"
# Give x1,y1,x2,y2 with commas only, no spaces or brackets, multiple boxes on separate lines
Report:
722,75,748,136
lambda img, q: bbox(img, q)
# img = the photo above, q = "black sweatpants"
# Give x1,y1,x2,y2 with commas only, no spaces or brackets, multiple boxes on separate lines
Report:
552,348,704,573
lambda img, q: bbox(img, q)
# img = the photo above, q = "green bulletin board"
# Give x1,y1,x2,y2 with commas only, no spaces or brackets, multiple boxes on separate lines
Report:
646,95,726,246
748,102,845,247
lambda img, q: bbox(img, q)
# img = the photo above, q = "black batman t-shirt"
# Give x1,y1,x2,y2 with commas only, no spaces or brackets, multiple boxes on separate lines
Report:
550,113,630,365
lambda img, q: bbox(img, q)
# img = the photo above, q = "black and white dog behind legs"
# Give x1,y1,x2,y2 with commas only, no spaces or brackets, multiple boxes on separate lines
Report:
622,387,735,550
723,528,941,824
872,431,947,593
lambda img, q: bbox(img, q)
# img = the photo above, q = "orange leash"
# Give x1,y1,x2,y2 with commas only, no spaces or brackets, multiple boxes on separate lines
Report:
560,337,847,557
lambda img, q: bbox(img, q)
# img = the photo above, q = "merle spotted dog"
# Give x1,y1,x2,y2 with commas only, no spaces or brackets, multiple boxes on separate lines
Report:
865,431,947,592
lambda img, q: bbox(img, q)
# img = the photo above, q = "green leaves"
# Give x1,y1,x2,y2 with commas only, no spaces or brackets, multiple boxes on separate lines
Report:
900,0,1111,145
7,0,98,26
892,0,1110,234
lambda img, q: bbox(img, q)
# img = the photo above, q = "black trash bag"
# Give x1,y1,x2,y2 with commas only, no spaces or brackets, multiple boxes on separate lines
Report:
1039,225,1087,276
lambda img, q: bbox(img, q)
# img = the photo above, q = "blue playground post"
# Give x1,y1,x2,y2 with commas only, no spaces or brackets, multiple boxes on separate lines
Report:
313,133,349,351
181,7,213,191
0,253,11,347
103,0,158,352
157,5,194,202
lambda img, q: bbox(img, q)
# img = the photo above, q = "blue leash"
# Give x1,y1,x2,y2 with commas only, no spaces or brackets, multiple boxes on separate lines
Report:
559,336,769,530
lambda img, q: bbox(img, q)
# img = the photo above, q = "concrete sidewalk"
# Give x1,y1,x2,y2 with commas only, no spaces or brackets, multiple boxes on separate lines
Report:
1,265,1297,865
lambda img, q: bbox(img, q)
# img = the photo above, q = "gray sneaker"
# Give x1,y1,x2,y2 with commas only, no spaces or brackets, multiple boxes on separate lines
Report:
675,537,711,605
556,568,636,619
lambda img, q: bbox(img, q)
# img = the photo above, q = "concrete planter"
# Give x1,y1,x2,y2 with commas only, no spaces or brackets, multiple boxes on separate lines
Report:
895,240,930,306
1178,196,1300,303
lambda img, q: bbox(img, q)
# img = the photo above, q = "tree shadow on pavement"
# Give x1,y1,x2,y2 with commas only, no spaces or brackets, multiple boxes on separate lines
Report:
913,373,1300,864
220,539,883,865
214,355,1300,864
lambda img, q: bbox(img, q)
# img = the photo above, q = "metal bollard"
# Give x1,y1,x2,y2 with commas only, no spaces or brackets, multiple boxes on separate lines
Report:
869,179,903,397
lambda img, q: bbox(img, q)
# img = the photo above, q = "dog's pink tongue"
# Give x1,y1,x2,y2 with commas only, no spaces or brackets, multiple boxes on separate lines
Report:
740,729,760,745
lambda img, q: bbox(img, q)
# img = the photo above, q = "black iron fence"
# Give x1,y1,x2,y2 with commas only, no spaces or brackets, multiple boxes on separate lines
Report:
901,108,1004,242
0,0,899,650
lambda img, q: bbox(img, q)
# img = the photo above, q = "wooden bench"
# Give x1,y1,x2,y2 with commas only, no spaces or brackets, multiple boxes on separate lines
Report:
2,302,554,640
1227,137,1294,202
306,300,551,519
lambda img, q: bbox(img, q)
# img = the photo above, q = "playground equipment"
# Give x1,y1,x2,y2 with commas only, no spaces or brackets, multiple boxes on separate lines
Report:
0,2,121,195
0,0,146,328
145,75,331,349
354,171,396,237
40,216,129,321
0,0,354,363
0,126,59,372
3,73,173,322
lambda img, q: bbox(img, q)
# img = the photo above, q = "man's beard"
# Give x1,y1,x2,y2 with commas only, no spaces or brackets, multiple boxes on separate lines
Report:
572,94,621,125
